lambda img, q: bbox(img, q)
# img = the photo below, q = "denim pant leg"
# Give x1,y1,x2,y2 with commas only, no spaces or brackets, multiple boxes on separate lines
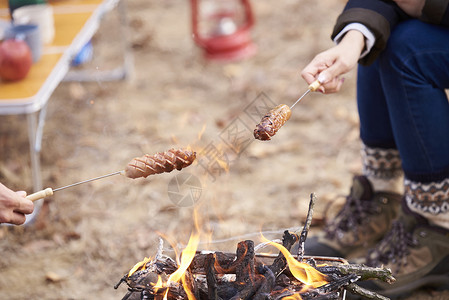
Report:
357,20,449,183
357,61,397,149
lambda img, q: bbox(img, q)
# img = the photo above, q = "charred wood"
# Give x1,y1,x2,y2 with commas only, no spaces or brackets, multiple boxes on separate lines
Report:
205,253,220,300
317,264,395,284
216,282,240,299
301,274,359,298
296,193,316,260
229,276,264,300
235,240,255,285
183,268,199,300
345,283,390,300
269,230,298,277
304,294,341,300
252,265,275,300
191,251,236,274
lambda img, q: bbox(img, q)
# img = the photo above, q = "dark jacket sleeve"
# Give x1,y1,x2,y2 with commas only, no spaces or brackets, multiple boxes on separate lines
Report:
420,0,449,25
331,0,409,65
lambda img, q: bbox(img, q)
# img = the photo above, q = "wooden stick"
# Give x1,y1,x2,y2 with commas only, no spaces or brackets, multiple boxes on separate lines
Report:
317,264,395,284
26,188,53,202
253,265,275,300
345,283,391,300
296,193,316,259
205,253,219,300
235,240,255,285
268,230,298,278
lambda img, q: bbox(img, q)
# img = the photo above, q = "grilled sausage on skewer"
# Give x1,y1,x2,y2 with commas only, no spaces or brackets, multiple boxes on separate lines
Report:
254,104,291,141
125,148,196,179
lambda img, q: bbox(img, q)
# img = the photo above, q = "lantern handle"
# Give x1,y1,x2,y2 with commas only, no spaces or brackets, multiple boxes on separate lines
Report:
190,0,206,47
240,0,255,31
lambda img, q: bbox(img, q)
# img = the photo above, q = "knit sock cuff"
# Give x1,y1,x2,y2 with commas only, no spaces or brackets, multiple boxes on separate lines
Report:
361,144,403,179
405,178,449,215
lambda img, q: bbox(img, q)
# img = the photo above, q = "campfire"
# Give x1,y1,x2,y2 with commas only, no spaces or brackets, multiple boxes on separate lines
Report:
115,195,395,300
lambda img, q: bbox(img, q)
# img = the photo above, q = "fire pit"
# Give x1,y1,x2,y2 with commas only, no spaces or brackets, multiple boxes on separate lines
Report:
115,194,394,300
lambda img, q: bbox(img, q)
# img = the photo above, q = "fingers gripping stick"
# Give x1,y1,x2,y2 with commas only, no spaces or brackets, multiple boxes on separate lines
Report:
308,79,321,92
26,188,54,202
24,171,124,202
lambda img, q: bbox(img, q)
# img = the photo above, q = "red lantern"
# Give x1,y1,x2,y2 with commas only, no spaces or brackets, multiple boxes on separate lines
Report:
190,0,257,61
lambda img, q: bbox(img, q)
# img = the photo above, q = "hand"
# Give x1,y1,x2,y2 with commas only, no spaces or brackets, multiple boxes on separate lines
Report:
393,0,425,17
301,30,365,94
0,183,34,225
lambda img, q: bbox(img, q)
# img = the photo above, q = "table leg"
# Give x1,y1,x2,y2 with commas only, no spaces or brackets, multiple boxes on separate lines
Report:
63,0,133,82
24,105,48,225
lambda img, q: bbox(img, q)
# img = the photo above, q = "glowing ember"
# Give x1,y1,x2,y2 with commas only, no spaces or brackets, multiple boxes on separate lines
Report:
261,235,329,289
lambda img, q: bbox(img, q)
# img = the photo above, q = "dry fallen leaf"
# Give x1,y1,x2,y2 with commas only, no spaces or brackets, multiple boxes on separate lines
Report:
45,271,64,283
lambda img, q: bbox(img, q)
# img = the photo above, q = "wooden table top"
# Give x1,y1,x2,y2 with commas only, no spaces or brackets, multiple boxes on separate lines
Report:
0,0,115,111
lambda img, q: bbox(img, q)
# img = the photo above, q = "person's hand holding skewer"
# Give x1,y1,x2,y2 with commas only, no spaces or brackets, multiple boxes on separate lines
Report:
253,30,365,141
0,183,34,225
301,30,365,94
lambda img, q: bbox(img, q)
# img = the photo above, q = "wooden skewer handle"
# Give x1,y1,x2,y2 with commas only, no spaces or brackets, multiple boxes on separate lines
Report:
26,188,54,202
308,79,321,92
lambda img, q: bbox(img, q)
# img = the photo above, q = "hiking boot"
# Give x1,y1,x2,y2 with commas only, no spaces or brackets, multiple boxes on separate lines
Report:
304,176,402,258
358,202,449,298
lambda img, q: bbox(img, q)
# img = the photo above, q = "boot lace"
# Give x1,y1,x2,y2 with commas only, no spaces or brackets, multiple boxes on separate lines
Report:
366,220,418,272
325,193,379,245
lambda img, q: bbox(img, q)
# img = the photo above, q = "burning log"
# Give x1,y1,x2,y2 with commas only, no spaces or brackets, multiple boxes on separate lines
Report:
116,243,394,300
191,252,237,275
116,246,394,300
235,240,256,285
205,253,219,300
269,231,298,278
252,265,275,300
115,194,396,300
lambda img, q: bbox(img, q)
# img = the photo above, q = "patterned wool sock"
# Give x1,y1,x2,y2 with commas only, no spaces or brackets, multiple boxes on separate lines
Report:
361,144,404,194
405,178,449,230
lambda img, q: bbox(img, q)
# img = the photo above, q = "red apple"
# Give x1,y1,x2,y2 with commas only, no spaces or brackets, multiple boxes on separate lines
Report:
0,39,33,82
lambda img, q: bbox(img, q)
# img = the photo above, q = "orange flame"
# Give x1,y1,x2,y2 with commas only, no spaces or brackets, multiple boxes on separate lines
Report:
261,235,328,289
197,124,207,141
282,294,303,300
128,256,152,277
127,257,164,294
163,231,200,300
205,143,230,173
153,275,164,293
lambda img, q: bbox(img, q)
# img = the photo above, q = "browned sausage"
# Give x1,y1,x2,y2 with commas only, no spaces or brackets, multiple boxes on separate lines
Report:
125,148,196,179
254,104,291,141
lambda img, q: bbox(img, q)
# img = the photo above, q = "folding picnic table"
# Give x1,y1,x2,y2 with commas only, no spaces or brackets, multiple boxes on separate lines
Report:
0,0,131,224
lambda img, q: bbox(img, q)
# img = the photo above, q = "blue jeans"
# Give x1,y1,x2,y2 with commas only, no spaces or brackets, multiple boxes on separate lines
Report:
357,20,449,183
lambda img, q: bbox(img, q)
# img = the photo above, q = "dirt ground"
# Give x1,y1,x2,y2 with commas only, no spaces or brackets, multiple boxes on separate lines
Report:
0,0,448,299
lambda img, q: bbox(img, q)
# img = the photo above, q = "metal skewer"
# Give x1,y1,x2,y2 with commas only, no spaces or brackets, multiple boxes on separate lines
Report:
290,79,322,109
26,170,125,202
53,171,124,192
